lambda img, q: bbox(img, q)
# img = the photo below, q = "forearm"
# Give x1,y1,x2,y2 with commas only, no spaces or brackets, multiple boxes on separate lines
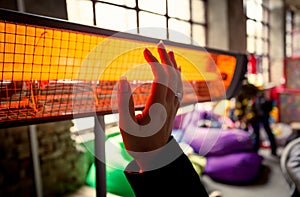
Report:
124,137,209,196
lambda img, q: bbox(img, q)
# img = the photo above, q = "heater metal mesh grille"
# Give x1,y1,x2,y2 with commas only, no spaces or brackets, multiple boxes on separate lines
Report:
0,10,246,127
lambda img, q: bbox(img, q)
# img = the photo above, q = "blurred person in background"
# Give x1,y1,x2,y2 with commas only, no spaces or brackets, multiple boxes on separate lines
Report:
233,80,277,156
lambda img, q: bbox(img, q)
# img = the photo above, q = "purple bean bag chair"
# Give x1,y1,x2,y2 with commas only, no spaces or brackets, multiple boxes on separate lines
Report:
174,110,253,156
174,110,263,183
204,152,263,183
181,126,254,156
173,111,223,129
173,113,187,130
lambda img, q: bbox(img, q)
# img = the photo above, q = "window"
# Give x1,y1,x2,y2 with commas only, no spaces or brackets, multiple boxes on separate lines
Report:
244,0,270,84
66,0,207,46
285,10,294,57
65,0,207,138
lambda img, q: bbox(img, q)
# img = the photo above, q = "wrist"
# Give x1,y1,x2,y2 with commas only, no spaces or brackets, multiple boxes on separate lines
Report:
126,136,183,172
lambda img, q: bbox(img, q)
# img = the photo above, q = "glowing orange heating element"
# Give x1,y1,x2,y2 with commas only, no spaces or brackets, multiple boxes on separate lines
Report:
0,22,236,82
0,20,237,123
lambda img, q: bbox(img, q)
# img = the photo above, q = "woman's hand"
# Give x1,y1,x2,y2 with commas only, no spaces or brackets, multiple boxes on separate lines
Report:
117,41,183,154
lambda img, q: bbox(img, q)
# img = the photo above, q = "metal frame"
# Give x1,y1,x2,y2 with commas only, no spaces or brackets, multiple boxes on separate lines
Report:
94,115,106,197
0,8,247,197
0,8,247,127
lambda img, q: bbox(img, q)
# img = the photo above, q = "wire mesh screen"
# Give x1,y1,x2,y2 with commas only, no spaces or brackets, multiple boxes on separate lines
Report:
0,11,246,126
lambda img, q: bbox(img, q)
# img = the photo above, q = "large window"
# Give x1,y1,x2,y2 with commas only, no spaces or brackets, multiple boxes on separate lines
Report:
244,0,270,84
285,10,294,57
66,0,207,46
65,0,207,138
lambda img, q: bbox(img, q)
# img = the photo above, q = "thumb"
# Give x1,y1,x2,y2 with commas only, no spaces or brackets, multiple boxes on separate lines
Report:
117,76,137,132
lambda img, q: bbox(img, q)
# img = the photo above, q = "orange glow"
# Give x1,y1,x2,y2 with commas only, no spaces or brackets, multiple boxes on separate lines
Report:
0,20,238,123
0,21,236,84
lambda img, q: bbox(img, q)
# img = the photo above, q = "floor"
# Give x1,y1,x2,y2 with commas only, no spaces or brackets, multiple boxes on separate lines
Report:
202,148,291,197
65,147,291,197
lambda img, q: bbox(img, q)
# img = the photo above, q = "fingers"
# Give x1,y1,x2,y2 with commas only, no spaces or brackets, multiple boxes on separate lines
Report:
168,50,182,92
168,50,183,103
168,50,177,69
144,48,169,85
157,42,178,99
144,48,168,102
176,67,183,95
144,42,182,104
117,76,137,130
157,41,173,67
158,42,177,86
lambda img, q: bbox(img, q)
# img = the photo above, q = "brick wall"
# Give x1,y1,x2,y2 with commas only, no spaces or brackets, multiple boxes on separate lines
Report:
0,120,89,197
0,125,34,197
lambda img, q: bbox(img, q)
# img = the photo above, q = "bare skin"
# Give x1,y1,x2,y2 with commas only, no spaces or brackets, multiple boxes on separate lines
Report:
117,41,183,169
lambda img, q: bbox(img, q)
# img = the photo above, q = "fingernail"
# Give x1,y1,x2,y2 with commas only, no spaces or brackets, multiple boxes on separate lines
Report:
119,76,129,92
169,49,174,57
120,76,127,80
158,40,165,49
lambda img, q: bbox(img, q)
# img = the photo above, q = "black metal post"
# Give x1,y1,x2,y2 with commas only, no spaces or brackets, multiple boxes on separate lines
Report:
94,115,106,197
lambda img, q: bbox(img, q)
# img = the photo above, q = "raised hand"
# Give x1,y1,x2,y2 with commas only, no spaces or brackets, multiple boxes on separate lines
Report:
117,41,183,154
